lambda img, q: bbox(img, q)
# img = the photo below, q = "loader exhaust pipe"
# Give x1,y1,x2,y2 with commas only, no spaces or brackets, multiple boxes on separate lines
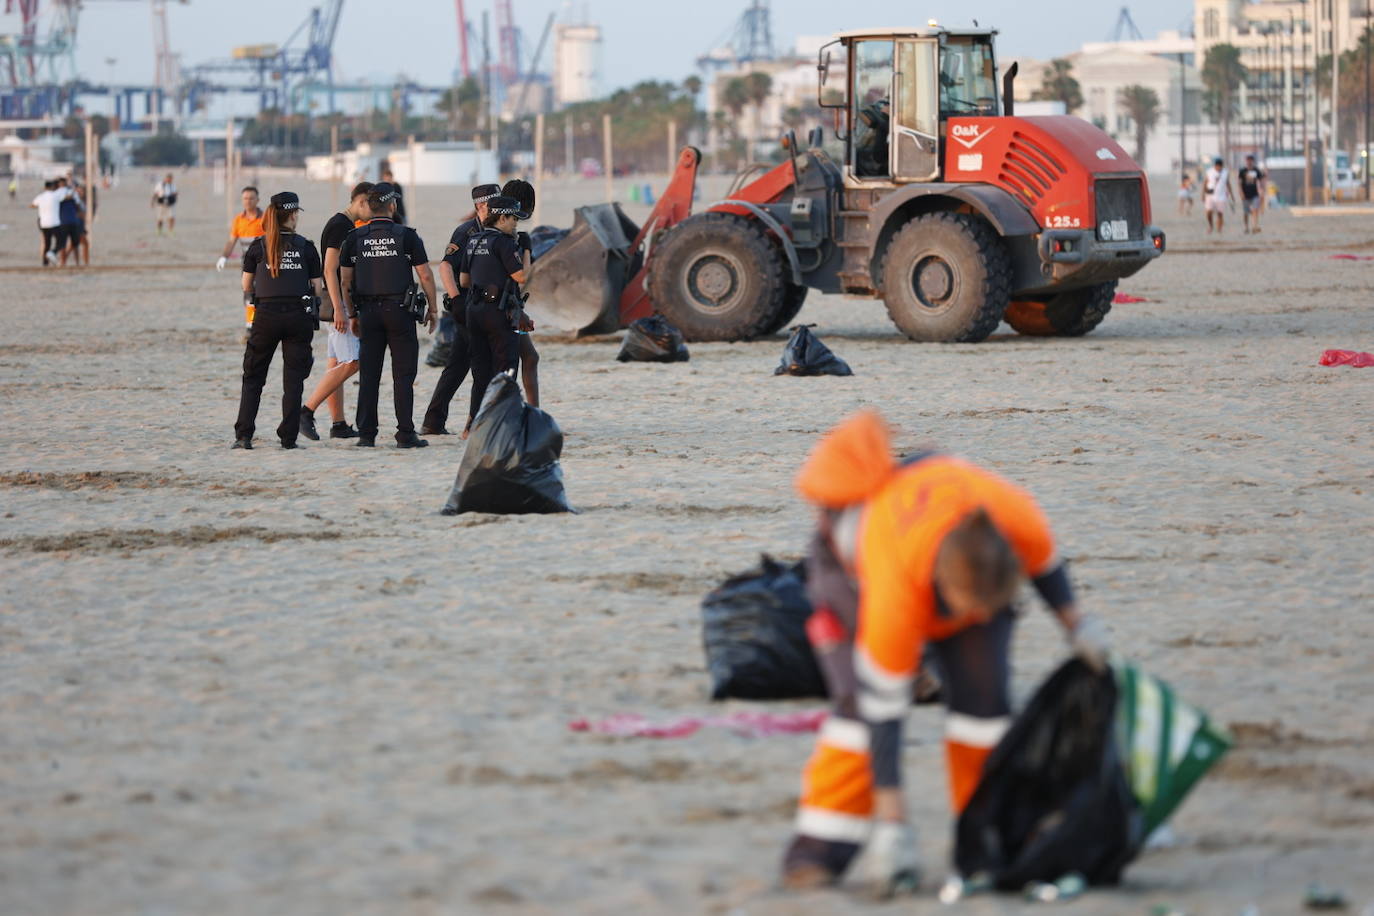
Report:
1002,61,1018,118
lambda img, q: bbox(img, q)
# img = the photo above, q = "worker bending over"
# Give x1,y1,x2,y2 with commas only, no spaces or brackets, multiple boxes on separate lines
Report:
782,411,1108,895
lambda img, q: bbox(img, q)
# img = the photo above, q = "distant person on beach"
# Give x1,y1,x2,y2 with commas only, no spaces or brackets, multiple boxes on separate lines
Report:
30,178,71,266
151,173,177,234
379,166,406,224
779,412,1107,895
232,191,324,450
57,177,86,266
217,187,266,333
1177,173,1194,216
1202,157,1235,234
1238,155,1267,235
298,181,373,442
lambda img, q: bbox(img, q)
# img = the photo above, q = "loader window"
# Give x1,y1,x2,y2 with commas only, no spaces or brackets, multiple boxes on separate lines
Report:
940,36,998,117
851,39,894,177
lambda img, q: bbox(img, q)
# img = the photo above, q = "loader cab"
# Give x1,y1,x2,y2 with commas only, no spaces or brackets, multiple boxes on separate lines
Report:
818,27,1000,186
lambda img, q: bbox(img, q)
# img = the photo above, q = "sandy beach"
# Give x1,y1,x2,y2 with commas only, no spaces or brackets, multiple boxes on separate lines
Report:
1,169,1372,915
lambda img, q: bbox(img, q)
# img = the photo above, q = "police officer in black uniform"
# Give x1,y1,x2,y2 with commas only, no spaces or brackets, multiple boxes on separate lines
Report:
460,194,529,433
420,182,500,435
339,182,438,448
233,191,324,449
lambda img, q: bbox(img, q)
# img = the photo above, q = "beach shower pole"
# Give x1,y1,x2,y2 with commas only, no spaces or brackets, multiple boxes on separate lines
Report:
603,113,613,203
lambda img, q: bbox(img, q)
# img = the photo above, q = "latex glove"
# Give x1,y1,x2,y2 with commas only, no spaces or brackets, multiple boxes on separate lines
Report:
216,256,227,271
859,821,921,899
1069,612,1111,673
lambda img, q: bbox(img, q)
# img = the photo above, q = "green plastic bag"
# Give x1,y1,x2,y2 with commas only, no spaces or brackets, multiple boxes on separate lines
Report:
1114,661,1232,835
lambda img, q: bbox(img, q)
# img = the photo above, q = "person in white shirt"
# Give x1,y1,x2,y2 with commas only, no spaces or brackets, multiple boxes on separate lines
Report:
1201,157,1236,234
30,179,72,266
151,173,178,235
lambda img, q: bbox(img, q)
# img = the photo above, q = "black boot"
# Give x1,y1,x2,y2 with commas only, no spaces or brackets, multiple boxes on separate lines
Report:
299,407,320,441
329,420,358,439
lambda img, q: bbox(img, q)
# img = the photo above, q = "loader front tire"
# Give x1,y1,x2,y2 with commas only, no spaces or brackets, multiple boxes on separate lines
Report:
647,213,787,342
880,212,1011,342
761,283,809,336
1005,281,1116,337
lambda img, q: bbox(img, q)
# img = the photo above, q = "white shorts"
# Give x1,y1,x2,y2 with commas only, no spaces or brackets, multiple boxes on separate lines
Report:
1204,195,1227,214
327,327,360,363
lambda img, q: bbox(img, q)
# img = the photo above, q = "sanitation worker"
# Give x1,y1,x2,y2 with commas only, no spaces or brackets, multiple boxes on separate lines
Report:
780,410,1109,895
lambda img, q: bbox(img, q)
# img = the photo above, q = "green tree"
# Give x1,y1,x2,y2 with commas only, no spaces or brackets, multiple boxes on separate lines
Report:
437,76,482,130
683,75,703,98
1118,85,1160,165
1033,58,1083,112
132,125,194,166
1202,43,1247,159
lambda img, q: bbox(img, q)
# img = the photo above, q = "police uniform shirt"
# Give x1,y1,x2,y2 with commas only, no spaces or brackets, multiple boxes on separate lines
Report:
339,218,428,299
443,218,482,283
461,229,523,293
243,233,323,300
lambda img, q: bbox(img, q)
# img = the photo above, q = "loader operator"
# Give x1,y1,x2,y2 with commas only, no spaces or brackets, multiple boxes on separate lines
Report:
780,410,1109,896
855,96,890,178
421,182,500,436
458,194,529,436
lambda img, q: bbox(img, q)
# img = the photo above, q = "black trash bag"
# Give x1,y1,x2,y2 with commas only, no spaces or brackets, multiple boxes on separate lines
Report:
425,312,457,367
774,325,853,377
701,555,826,700
528,225,569,261
954,658,1144,890
441,373,572,515
616,315,690,363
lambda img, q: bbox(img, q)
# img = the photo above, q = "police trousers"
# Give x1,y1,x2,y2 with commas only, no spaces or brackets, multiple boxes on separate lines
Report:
355,299,419,440
234,306,315,444
422,306,471,432
466,301,520,425
783,609,1016,879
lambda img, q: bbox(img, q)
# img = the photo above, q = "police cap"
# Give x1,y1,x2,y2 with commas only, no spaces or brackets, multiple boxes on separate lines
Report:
472,183,501,203
372,182,400,204
487,195,523,217
270,190,303,211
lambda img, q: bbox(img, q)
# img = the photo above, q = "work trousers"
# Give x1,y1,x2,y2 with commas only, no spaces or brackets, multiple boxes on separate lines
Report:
466,301,520,424
422,311,472,431
234,307,315,444
355,300,419,441
784,609,1016,879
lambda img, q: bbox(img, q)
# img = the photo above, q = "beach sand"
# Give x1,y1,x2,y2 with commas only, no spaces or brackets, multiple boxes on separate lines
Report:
1,169,1371,915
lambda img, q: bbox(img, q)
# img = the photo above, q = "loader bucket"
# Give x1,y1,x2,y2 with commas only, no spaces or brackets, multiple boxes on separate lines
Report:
524,203,642,336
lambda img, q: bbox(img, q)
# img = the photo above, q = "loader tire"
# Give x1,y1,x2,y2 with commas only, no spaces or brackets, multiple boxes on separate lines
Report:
880,212,1011,342
1005,281,1116,337
761,283,809,336
647,212,787,342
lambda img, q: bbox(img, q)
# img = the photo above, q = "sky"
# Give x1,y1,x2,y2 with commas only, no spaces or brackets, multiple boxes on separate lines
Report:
39,0,1195,97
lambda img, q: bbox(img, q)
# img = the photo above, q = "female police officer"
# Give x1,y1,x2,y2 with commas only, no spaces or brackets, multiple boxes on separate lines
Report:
338,182,438,449
232,191,325,450
458,194,528,435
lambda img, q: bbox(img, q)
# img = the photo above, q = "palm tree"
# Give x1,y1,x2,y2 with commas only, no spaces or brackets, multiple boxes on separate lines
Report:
1032,59,1083,112
1202,43,1247,160
744,71,773,160
1118,85,1160,165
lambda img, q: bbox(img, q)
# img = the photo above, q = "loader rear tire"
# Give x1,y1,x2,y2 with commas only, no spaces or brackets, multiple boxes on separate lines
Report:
762,283,809,336
647,212,787,342
880,212,1011,342
1005,281,1116,337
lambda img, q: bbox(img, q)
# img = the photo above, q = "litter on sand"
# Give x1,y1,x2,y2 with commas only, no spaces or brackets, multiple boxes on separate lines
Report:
1113,293,1150,304
1319,349,1374,367
1327,253,1374,261
774,325,853,377
441,373,572,515
616,315,690,363
568,709,826,739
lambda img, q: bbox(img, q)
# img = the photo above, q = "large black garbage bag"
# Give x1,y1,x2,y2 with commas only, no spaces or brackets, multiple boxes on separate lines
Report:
954,659,1143,890
617,315,690,363
441,373,572,515
774,325,853,376
701,555,826,700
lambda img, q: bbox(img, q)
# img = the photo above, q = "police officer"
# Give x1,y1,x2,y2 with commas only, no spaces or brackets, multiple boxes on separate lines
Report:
339,182,438,449
460,194,529,434
420,183,500,435
232,191,325,449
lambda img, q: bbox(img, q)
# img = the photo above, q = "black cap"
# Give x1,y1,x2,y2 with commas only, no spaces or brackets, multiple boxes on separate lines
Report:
271,191,302,211
472,183,501,202
1214,157,1224,166
487,195,522,217
372,182,400,204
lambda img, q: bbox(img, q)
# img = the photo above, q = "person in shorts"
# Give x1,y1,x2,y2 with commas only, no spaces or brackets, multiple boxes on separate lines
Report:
30,178,71,265
299,182,374,441
1238,155,1267,234
1202,157,1235,234
151,173,177,234
1177,172,1194,216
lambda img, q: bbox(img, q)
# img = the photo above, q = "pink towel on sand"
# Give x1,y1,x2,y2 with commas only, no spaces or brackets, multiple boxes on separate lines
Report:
569,709,827,739
1319,349,1374,367
1113,293,1149,304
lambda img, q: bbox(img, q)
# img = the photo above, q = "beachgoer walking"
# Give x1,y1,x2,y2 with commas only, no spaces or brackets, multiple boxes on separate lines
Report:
1202,157,1235,234
151,173,177,234
1238,155,1267,235
30,179,71,266
1177,172,1195,216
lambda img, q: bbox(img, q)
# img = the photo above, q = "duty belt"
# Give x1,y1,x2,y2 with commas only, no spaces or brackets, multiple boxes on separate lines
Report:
353,295,405,307
255,298,313,314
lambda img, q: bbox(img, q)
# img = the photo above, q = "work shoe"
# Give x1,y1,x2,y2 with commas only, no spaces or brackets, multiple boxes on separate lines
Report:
329,421,358,439
280,440,301,450
232,438,253,450
396,432,429,449
355,436,376,448
299,407,320,441
420,424,450,436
